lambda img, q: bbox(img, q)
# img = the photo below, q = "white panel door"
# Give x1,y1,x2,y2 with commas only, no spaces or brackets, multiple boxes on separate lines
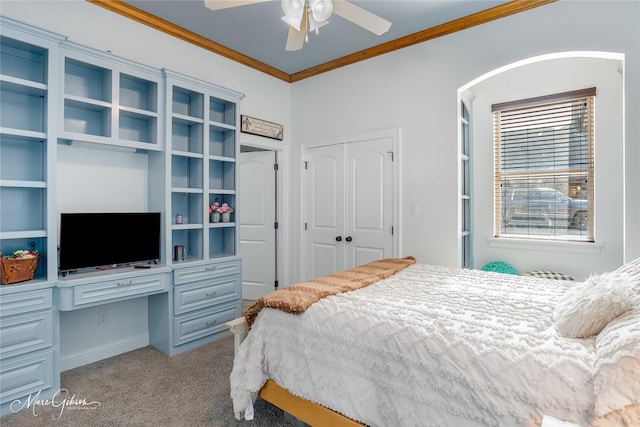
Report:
239,150,276,300
345,138,394,267
305,137,394,279
305,144,345,279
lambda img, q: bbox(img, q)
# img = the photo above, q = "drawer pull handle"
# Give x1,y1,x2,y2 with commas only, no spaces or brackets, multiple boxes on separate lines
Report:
206,291,217,297
207,320,217,326
117,281,133,286
205,266,217,271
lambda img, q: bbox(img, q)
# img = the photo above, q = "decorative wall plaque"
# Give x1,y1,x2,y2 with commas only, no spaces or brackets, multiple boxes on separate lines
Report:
241,115,283,140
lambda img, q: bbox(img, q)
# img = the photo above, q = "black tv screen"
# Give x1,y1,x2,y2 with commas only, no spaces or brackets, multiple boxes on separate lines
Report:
59,212,161,272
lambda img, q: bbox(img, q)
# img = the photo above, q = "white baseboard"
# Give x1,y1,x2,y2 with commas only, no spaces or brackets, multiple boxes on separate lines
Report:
60,334,149,372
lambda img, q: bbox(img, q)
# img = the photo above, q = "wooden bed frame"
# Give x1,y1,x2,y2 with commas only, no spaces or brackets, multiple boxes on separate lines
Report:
226,317,366,427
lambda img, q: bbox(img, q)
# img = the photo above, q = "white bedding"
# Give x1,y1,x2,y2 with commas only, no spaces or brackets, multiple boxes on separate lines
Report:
230,264,599,426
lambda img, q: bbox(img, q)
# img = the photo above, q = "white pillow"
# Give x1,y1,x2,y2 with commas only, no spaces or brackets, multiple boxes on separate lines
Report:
593,309,640,417
554,272,633,338
611,257,640,302
590,259,640,417
611,257,640,280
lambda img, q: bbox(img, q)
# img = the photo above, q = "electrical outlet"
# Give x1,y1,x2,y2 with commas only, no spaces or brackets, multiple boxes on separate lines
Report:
98,310,108,325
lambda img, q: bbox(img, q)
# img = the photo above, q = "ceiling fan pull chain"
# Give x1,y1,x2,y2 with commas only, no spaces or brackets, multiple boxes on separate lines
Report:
305,8,309,43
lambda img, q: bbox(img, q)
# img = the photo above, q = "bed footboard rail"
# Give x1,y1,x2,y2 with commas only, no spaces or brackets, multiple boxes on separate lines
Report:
225,316,248,356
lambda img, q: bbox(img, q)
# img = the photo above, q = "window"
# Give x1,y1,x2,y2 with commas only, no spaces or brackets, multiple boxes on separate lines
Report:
460,100,472,267
492,88,595,242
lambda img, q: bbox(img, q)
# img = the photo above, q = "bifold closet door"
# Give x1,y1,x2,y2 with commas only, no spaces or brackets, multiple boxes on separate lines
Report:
344,138,394,268
305,137,393,279
305,144,346,279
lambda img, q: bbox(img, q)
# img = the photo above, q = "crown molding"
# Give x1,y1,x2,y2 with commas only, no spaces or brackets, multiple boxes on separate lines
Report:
88,0,557,84
87,0,290,82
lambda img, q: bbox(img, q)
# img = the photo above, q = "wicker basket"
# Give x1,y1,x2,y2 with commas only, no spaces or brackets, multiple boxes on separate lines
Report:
0,256,39,284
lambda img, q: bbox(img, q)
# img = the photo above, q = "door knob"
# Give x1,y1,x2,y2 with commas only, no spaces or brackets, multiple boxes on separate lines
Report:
345,236,353,242
335,236,342,242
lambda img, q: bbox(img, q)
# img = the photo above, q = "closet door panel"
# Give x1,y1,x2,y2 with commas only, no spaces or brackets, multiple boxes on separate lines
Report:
305,144,345,279
345,137,394,269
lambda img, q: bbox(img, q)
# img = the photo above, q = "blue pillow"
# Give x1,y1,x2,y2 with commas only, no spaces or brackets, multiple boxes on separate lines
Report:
481,261,519,275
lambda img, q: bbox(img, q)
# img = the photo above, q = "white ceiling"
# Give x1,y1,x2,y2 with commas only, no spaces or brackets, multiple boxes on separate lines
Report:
121,0,514,76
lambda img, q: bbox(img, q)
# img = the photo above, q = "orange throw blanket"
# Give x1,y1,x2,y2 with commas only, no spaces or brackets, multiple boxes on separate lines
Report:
245,256,416,329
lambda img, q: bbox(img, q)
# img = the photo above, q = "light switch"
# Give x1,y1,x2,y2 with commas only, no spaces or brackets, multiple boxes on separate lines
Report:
410,203,419,216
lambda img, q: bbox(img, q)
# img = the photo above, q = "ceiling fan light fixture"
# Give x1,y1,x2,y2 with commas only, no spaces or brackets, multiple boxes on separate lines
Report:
281,14,302,31
308,15,328,33
282,0,305,29
309,0,333,23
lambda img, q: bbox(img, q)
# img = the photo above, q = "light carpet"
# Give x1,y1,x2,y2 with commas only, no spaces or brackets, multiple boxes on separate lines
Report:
1,334,293,427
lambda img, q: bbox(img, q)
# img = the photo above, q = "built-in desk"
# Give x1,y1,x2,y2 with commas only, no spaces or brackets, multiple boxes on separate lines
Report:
56,265,171,311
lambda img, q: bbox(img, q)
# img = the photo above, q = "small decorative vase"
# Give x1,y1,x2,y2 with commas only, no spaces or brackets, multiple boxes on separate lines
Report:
210,212,221,223
221,212,231,223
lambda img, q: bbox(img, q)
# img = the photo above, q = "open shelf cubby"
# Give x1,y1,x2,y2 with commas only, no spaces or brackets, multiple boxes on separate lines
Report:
209,96,235,126
0,81,46,134
173,86,203,119
0,236,48,281
64,57,111,102
119,109,157,144
207,193,235,223
0,186,46,233
208,124,235,158
171,228,203,261
120,73,157,112
172,117,203,154
0,36,47,84
171,155,203,189
171,191,203,226
64,98,112,137
209,160,235,191
0,135,46,182
208,227,235,259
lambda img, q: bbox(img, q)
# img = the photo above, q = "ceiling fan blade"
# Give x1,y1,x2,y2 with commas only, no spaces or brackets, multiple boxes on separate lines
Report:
285,17,306,51
204,0,270,12
332,0,391,36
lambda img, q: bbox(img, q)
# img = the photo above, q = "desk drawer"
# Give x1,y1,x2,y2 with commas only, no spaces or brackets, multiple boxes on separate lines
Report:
173,302,240,346
174,274,240,315
0,310,53,360
0,349,54,405
70,273,168,308
0,289,52,318
173,260,240,285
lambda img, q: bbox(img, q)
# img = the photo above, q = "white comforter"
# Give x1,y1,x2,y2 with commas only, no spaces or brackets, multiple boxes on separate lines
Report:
230,264,596,426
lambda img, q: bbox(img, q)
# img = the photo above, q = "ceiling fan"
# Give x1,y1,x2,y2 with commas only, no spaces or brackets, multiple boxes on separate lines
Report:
203,0,392,51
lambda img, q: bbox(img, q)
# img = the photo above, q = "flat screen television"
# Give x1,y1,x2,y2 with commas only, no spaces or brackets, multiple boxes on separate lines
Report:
59,212,161,273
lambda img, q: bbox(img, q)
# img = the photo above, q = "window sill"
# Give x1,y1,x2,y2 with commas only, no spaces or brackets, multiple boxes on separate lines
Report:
487,237,604,254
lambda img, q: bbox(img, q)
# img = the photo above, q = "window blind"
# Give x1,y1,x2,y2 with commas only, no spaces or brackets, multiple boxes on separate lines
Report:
492,88,595,241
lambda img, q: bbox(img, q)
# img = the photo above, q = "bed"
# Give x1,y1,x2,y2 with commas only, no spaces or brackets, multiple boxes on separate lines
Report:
229,257,640,427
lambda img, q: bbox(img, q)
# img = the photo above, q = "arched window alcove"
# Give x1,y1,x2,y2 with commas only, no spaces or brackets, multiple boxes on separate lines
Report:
458,52,624,280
